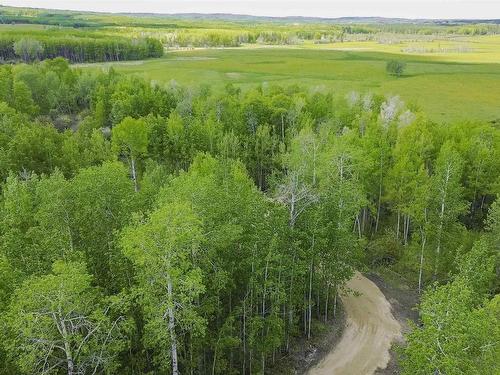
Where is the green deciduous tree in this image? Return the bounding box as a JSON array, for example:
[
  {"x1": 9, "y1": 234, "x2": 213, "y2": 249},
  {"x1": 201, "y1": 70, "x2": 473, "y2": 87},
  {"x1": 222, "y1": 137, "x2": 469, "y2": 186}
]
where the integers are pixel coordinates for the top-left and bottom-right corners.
[
  {"x1": 112, "y1": 116, "x2": 150, "y2": 191},
  {"x1": 12, "y1": 80, "x2": 38, "y2": 116},
  {"x1": 428, "y1": 142, "x2": 467, "y2": 278},
  {"x1": 386, "y1": 60, "x2": 406, "y2": 77},
  {"x1": 3, "y1": 261, "x2": 127, "y2": 375},
  {"x1": 402, "y1": 235, "x2": 499, "y2": 375},
  {"x1": 69, "y1": 162, "x2": 137, "y2": 292},
  {"x1": 121, "y1": 202, "x2": 205, "y2": 375},
  {"x1": 13, "y1": 38, "x2": 44, "y2": 62},
  {"x1": 401, "y1": 280, "x2": 499, "y2": 375}
]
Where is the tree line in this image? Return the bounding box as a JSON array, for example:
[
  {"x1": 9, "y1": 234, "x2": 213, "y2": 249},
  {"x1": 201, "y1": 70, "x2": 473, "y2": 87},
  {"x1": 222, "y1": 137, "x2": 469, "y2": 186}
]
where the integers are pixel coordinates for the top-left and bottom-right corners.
[
  {"x1": 0, "y1": 58, "x2": 498, "y2": 374},
  {"x1": 0, "y1": 31, "x2": 163, "y2": 63}
]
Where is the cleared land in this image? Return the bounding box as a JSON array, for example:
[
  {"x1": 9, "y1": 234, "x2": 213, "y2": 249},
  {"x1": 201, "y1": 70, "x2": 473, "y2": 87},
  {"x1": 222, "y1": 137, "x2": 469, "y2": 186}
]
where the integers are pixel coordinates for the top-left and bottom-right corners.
[
  {"x1": 307, "y1": 272, "x2": 401, "y2": 375},
  {"x1": 79, "y1": 43, "x2": 500, "y2": 123}
]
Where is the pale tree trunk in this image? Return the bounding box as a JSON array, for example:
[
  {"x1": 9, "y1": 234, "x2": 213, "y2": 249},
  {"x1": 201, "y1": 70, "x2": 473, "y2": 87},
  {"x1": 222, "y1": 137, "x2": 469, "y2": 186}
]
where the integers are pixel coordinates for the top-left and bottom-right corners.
[
  {"x1": 356, "y1": 215, "x2": 362, "y2": 239},
  {"x1": 131, "y1": 156, "x2": 138, "y2": 192},
  {"x1": 403, "y1": 215, "x2": 410, "y2": 246},
  {"x1": 418, "y1": 229, "x2": 426, "y2": 294},
  {"x1": 307, "y1": 259, "x2": 313, "y2": 339},
  {"x1": 261, "y1": 259, "x2": 269, "y2": 372},
  {"x1": 361, "y1": 207, "x2": 366, "y2": 234},
  {"x1": 406, "y1": 216, "x2": 410, "y2": 244},
  {"x1": 212, "y1": 342, "x2": 218, "y2": 375},
  {"x1": 303, "y1": 291, "x2": 307, "y2": 336},
  {"x1": 333, "y1": 286, "x2": 338, "y2": 319},
  {"x1": 312, "y1": 141, "x2": 317, "y2": 187},
  {"x1": 434, "y1": 164, "x2": 451, "y2": 278},
  {"x1": 289, "y1": 193, "x2": 296, "y2": 228},
  {"x1": 324, "y1": 283, "x2": 329, "y2": 322},
  {"x1": 307, "y1": 235, "x2": 315, "y2": 339},
  {"x1": 262, "y1": 259, "x2": 269, "y2": 318},
  {"x1": 434, "y1": 216, "x2": 444, "y2": 278},
  {"x1": 60, "y1": 322, "x2": 75, "y2": 375},
  {"x1": 316, "y1": 288, "x2": 320, "y2": 319},
  {"x1": 249, "y1": 349, "x2": 252, "y2": 375},
  {"x1": 167, "y1": 276, "x2": 179, "y2": 375},
  {"x1": 286, "y1": 254, "x2": 295, "y2": 352},
  {"x1": 396, "y1": 210, "x2": 400, "y2": 240},
  {"x1": 281, "y1": 113, "x2": 285, "y2": 142},
  {"x1": 242, "y1": 299, "x2": 246, "y2": 374},
  {"x1": 375, "y1": 157, "x2": 383, "y2": 233}
]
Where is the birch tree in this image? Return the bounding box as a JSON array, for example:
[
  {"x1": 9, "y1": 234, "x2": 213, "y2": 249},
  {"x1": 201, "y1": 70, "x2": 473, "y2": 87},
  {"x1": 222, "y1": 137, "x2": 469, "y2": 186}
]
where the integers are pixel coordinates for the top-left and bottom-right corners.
[
  {"x1": 277, "y1": 124, "x2": 321, "y2": 227},
  {"x1": 3, "y1": 261, "x2": 126, "y2": 375},
  {"x1": 317, "y1": 131, "x2": 365, "y2": 312},
  {"x1": 402, "y1": 237, "x2": 499, "y2": 375},
  {"x1": 429, "y1": 142, "x2": 466, "y2": 279},
  {"x1": 402, "y1": 280, "x2": 499, "y2": 375},
  {"x1": 112, "y1": 116, "x2": 149, "y2": 192},
  {"x1": 70, "y1": 162, "x2": 136, "y2": 292},
  {"x1": 121, "y1": 201, "x2": 206, "y2": 375}
]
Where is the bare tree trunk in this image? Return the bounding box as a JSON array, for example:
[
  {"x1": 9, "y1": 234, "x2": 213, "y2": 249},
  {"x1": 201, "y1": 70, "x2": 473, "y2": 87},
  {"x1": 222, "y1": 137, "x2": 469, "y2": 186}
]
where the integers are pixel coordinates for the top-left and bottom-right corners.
[
  {"x1": 307, "y1": 260, "x2": 313, "y2": 339},
  {"x1": 167, "y1": 276, "x2": 179, "y2": 375},
  {"x1": 404, "y1": 215, "x2": 410, "y2": 246},
  {"x1": 242, "y1": 299, "x2": 246, "y2": 374},
  {"x1": 418, "y1": 229, "x2": 426, "y2": 294},
  {"x1": 281, "y1": 114, "x2": 285, "y2": 142},
  {"x1": 261, "y1": 259, "x2": 269, "y2": 373},
  {"x1": 324, "y1": 284, "x2": 329, "y2": 322},
  {"x1": 60, "y1": 323, "x2": 75, "y2": 375},
  {"x1": 403, "y1": 215, "x2": 406, "y2": 245},
  {"x1": 333, "y1": 286, "x2": 338, "y2": 319},
  {"x1": 396, "y1": 209, "x2": 400, "y2": 240},
  {"x1": 286, "y1": 254, "x2": 295, "y2": 352},
  {"x1": 263, "y1": 260, "x2": 269, "y2": 317},
  {"x1": 375, "y1": 156, "x2": 383, "y2": 233},
  {"x1": 249, "y1": 349, "x2": 252, "y2": 375},
  {"x1": 434, "y1": 203, "x2": 445, "y2": 278},
  {"x1": 362, "y1": 207, "x2": 366, "y2": 234},
  {"x1": 212, "y1": 343, "x2": 217, "y2": 375},
  {"x1": 303, "y1": 291, "x2": 307, "y2": 336},
  {"x1": 434, "y1": 165, "x2": 451, "y2": 278},
  {"x1": 316, "y1": 288, "x2": 320, "y2": 319},
  {"x1": 190, "y1": 336, "x2": 194, "y2": 375},
  {"x1": 356, "y1": 215, "x2": 362, "y2": 239},
  {"x1": 131, "y1": 156, "x2": 138, "y2": 192}
]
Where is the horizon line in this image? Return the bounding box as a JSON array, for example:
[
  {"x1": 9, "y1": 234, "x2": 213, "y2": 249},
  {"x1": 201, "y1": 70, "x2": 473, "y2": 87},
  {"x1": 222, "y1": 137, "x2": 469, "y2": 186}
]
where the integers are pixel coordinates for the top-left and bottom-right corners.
[{"x1": 1, "y1": 4, "x2": 499, "y2": 22}]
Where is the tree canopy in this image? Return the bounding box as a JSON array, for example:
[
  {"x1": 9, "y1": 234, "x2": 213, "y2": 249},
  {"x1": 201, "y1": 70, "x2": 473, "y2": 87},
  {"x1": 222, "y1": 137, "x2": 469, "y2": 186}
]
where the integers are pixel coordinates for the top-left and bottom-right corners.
[{"x1": 0, "y1": 58, "x2": 498, "y2": 374}]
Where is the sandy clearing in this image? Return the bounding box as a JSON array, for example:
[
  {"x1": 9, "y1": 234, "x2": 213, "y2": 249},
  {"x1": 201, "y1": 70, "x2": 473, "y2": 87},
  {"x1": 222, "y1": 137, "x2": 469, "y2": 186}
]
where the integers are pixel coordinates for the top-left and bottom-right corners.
[{"x1": 307, "y1": 272, "x2": 401, "y2": 375}]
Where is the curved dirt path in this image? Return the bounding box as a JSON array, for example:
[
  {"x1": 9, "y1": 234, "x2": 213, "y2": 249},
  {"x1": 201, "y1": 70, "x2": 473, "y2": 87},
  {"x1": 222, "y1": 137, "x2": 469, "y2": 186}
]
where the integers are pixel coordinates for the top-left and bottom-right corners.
[{"x1": 308, "y1": 272, "x2": 401, "y2": 375}]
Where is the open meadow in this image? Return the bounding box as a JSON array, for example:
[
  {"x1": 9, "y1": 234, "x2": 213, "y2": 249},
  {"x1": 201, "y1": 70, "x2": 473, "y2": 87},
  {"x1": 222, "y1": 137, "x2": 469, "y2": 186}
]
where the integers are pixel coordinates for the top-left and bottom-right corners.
[{"x1": 79, "y1": 38, "x2": 500, "y2": 123}]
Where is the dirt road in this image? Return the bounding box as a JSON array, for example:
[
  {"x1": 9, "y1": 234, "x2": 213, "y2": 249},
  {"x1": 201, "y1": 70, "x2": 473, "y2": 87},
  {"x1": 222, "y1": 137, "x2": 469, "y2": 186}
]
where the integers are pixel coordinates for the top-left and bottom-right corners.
[{"x1": 307, "y1": 272, "x2": 401, "y2": 375}]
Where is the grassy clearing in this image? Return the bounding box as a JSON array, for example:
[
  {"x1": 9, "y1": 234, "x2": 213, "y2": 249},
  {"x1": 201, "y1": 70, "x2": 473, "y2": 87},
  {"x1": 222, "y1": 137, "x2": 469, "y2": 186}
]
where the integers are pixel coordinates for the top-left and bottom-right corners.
[
  {"x1": 80, "y1": 46, "x2": 500, "y2": 123},
  {"x1": 302, "y1": 35, "x2": 500, "y2": 63}
]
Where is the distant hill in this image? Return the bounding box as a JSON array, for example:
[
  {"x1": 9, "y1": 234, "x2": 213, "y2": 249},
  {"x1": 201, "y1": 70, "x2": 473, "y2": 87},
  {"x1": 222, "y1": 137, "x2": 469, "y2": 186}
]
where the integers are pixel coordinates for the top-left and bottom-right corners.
[
  {"x1": 123, "y1": 13, "x2": 500, "y2": 25},
  {"x1": 0, "y1": 5, "x2": 499, "y2": 26}
]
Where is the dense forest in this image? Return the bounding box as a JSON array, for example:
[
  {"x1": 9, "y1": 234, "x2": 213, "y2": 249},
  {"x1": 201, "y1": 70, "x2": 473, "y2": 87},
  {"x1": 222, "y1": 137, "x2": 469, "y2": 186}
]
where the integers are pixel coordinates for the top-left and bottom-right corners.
[
  {"x1": 0, "y1": 58, "x2": 498, "y2": 374},
  {"x1": 0, "y1": 29, "x2": 163, "y2": 63}
]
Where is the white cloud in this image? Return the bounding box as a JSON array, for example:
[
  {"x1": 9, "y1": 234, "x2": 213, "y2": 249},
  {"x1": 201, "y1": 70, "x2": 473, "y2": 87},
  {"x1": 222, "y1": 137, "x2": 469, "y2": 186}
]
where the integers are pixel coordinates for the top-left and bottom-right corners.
[{"x1": 2, "y1": 0, "x2": 499, "y2": 19}]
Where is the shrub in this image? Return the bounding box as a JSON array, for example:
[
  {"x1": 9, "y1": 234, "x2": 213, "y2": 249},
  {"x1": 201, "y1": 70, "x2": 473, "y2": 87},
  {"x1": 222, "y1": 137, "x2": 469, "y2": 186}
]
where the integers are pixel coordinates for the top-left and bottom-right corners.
[{"x1": 386, "y1": 60, "x2": 406, "y2": 77}]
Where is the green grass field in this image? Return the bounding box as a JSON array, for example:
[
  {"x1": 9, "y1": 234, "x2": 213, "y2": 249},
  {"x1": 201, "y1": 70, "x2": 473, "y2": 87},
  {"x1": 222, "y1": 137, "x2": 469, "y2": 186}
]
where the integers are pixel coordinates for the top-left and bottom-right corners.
[{"x1": 79, "y1": 43, "x2": 500, "y2": 123}]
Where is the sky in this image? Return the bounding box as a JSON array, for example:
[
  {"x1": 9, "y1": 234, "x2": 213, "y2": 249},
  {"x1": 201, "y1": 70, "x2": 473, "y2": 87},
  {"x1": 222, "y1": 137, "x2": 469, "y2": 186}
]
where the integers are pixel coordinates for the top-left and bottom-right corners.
[{"x1": 1, "y1": 0, "x2": 500, "y2": 19}]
